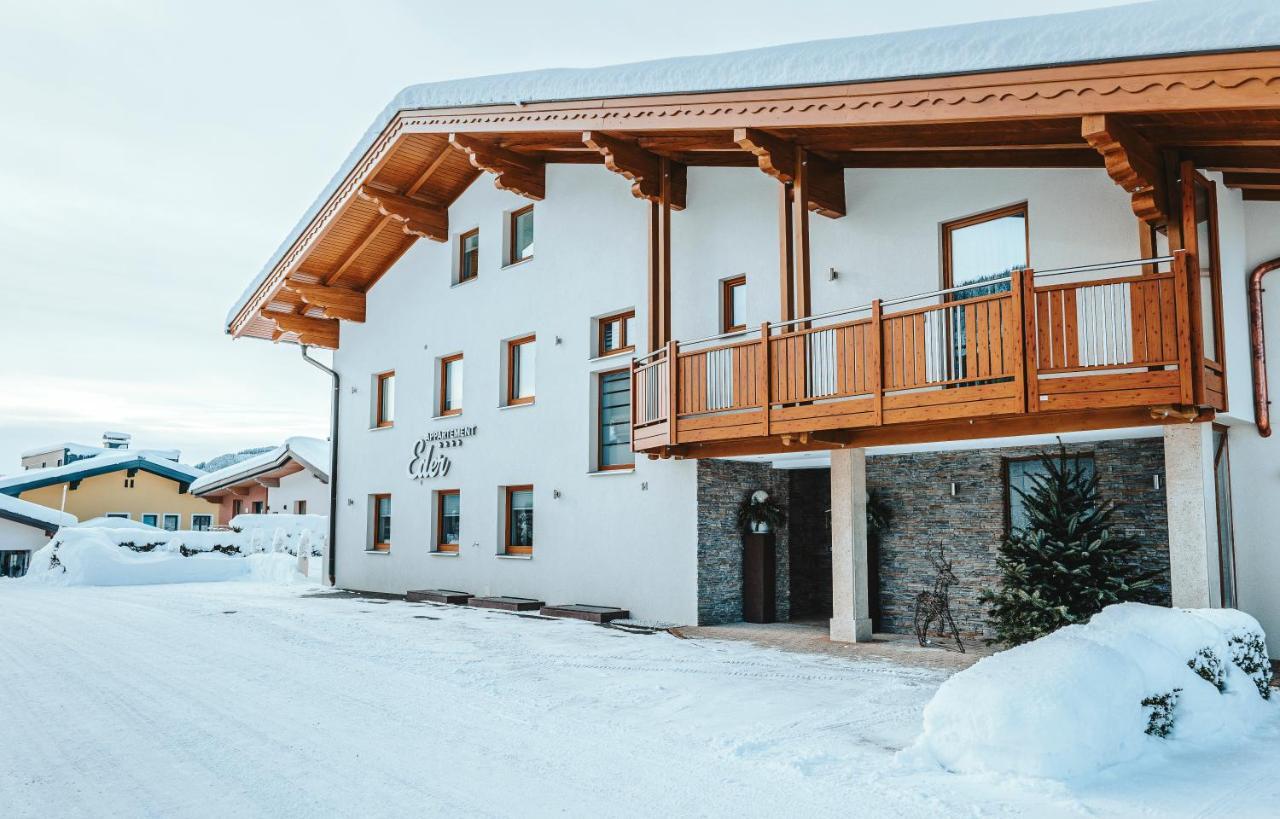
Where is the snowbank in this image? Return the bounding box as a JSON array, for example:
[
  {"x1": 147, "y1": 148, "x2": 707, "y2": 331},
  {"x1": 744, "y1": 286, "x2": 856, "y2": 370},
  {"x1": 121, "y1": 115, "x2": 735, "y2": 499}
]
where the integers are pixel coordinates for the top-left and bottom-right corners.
[
  {"x1": 21, "y1": 515, "x2": 325, "y2": 587},
  {"x1": 911, "y1": 603, "x2": 1275, "y2": 779}
]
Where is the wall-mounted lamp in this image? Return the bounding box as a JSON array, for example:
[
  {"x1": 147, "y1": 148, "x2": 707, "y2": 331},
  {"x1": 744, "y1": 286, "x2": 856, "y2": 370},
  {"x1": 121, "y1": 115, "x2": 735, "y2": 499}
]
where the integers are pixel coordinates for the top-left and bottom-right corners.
[
  {"x1": 553, "y1": 489, "x2": 562, "y2": 499},
  {"x1": 347, "y1": 498, "x2": 354, "y2": 506},
  {"x1": 641, "y1": 481, "x2": 649, "y2": 491},
  {"x1": 555, "y1": 336, "x2": 563, "y2": 345},
  {"x1": 1153, "y1": 474, "x2": 1162, "y2": 491},
  {"x1": 949, "y1": 482, "x2": 959, "y2": 497},
  {"x1": 350, "y1": 386, "x2": 358, "y2": 394},
  {"x1": 829, "y1": 267, "x2": 839, "y2": 281}
]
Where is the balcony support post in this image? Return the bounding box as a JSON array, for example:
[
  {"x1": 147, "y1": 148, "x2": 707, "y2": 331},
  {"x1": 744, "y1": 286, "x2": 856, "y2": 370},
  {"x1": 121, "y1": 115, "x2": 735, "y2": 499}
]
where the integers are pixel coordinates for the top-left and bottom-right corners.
[
  {"x1": 1173, "y1": 249, "x2": 1197, "y2": 405},
  {"x1": 778, "y1": 182, "x2": 795, "y2": 323},
  {"x1": 792, "y1": 146, "x2": 812, "y2": 328},
  {"x1": 869, "y1": 300, "x2": 883, "y2": 426},
  {"x1": 757, "y1": 322, "x2": 771, "y2": 437},
  {"x1": 1020, "y1": 267, "x2": 1040, "y2": 411},
  {"x1": 647, "y1": 158, "x2": 675, "y2": 352},
  {"x1": 830, "y1": 447, "x2": 873, "y2": 643},
  {"x1": 1010, "y1": 269, "x2": 1030, "y2": 413},
  {"x1": 666, "y1": 339, "x2": 679, "y2": 447},
  {"x1": 1163, "y1": 422, "x2": 1221, "y2": 608}
]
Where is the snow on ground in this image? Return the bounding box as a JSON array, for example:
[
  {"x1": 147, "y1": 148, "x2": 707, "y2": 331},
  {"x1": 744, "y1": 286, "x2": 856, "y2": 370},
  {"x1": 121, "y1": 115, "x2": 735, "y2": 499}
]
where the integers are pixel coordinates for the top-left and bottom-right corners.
[{"x1": 3, "y1": 583, "x2": 1280, "y2": 818}]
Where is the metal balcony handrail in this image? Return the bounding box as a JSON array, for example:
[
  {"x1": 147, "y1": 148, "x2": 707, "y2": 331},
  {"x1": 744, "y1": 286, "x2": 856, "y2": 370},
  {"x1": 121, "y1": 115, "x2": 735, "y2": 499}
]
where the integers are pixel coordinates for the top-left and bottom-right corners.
[{"x1": 632, "y1": 255, "x2": 1178, "y2": 364}]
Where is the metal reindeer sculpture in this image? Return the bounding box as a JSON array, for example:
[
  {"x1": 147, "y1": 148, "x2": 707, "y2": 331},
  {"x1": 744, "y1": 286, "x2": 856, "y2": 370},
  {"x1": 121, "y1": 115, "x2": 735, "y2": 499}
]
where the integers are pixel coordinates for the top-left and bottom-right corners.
[{"x1": 913, "y1": 544, "x2": 965, "y2": 653}]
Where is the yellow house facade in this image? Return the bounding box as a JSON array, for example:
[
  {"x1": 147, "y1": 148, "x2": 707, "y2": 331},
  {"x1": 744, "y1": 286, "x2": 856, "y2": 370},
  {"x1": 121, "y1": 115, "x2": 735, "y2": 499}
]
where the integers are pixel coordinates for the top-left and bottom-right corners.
[{"x1": 0, "y1": 454, "x2": 218, "y2": 530}]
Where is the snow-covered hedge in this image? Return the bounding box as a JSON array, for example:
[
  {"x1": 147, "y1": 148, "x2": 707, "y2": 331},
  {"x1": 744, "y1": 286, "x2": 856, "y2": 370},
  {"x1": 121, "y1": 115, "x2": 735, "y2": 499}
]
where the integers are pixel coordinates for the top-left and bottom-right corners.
[{"x1": 911, "y1": 603, "x2": 1275, "y2": 778}]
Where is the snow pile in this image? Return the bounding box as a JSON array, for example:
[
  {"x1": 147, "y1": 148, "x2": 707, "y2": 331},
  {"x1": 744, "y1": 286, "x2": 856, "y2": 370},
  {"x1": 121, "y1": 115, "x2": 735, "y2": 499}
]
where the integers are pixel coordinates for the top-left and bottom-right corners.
[
  {"x1": 912, "y1": 603, "x2": 1275, "y2": 779},
  {"x1": 20, "y1": 517, "x2": 324, "y2": 587}
]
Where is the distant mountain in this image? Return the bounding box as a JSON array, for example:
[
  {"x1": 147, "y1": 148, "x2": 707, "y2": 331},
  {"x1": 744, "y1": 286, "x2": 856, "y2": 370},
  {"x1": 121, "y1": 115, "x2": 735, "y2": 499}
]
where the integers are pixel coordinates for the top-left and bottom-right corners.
[{"x1": 194, "y1": 446, "x2": 274, "y2": 473}]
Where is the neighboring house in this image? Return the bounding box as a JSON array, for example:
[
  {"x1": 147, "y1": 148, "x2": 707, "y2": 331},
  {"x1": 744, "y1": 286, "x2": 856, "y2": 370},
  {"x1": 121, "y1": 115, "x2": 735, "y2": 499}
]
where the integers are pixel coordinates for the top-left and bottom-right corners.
[
  {"x1": 21, "y1": 432, "x2": 181, "y2": 471},
  {"x1": 223, "y1": 3, "x2": 1280, "y2": 647},
  {"x1": 0, "y1": 454, "x2": 216, "y2": 532},
  {"x1": 0, "y1": 494, "x2": 76, "y2": 578},
  {"x1": 190, "y1": 437, "x2": 330, "y2": 524}
]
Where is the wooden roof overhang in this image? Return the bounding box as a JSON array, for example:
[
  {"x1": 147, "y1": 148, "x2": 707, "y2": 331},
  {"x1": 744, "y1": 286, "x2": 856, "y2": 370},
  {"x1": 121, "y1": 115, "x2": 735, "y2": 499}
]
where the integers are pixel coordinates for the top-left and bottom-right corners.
[
  {"x1": 231, "y1": 49, "x2": 1280, "y2": 348},
  {"x1": 193, "y1": 460, "x2": 307, "y2": 501}
]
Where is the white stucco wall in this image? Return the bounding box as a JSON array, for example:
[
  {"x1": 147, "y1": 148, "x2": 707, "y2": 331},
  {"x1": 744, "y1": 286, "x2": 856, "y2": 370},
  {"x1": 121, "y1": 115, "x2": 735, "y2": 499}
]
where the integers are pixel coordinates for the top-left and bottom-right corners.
[
  {"x1": 0, "y1": 517, "x2": 54, "y2": 553},
  {"x1": 268, "y1": 469, "x2": 330, "y2": 517},
  {"x1": 329, "y1": 161, "x2": 1229, "y2": 626}
]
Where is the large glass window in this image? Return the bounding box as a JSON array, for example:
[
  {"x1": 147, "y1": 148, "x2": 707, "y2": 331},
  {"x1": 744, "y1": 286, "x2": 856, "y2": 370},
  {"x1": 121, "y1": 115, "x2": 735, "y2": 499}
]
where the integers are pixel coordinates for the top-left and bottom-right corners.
[
  {"x1": 1213, "y1": 426, "x2": 1237, "y2": 608},
  {"x1": 598, "y1": 369, "x2": 633, "y2": 470},
  {"x1": 509, "y1": 205, "x2": 534, "y2": 263},
  {"x1": 437, "y1": 490, "x2": 460, "y2": 553},
  {"x1": 440, "y1": 354, "x2": 463, "y2": 416},
  {"x1": 1006, "y1": 454, "x2": 1095, "y2": 533},
  {"x1": 721, "y1": 276, "x2": 746, "y2": 333},
  {"x1": 372, "y1": 494, "x2": 392, "y2": 552},
  {"x1": 507, "y1": 336, "x2": 535, "y2": 405},
  {"x1": 375, "y1": 370, "x2": 395, "y2": 428},
  {"x1": 505, "y1": 486, "x2": 534, "y2": 555},
  {"x1": 942, "y1": 203, "x2": 1027, "y2": 297},
  {"x1": 459, "y1": 229, "x2": 479, "y2": 282}
]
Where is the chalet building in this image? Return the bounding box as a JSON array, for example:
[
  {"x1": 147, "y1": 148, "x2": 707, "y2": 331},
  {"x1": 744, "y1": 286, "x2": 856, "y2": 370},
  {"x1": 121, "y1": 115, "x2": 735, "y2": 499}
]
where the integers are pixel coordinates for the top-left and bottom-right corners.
[
  {"x1": 225, "y1": 2, "x2": 1280, "y2": 646},
  {"x1": 20, "y1": 432, "x2": 180, "y2": 471},
  {"x1": 0, "y1": 495, "x2": 75, "y2": 578},
  {"x1": 190, "y1": 437, "x2": 331, "y2": 524},
  {"x1": 0, "y1": 453, "x2": 216, "y2": 533}
]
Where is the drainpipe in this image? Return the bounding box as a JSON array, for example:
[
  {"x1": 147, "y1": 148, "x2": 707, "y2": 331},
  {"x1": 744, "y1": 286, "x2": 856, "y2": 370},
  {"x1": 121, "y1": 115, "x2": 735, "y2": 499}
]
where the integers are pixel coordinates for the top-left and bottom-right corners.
[
  {"x1": 301, "y1": 345, "x2": 340, "y2": 586},
  {"x1": 1248, "y1": 258, "x2": 1280, "y2": 437}
]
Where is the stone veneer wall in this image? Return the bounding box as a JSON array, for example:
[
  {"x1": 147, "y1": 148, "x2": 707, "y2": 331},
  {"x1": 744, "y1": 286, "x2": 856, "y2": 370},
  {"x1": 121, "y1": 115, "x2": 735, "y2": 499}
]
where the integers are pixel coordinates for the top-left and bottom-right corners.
[
  {"x1": 866, "y1": 437, "x2": 1172, "y2": 636},
  {"x1": 696, "y1": 460, "x2": 791, "y2": 625}
]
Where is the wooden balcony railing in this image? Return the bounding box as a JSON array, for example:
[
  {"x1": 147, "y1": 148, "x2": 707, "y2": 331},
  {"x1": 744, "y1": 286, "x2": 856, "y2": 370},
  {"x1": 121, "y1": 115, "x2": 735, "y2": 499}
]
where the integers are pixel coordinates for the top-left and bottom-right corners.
[{"x1": 632, "y1": 250, "x2": 1222, "y2": 456}]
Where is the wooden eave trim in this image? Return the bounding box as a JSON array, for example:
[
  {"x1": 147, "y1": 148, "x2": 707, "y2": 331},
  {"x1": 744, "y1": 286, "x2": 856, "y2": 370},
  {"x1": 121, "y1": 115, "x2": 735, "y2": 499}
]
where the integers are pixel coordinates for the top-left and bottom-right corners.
[{"x1": 227, "y1": 49, "x2": 1280, "y2": 340}]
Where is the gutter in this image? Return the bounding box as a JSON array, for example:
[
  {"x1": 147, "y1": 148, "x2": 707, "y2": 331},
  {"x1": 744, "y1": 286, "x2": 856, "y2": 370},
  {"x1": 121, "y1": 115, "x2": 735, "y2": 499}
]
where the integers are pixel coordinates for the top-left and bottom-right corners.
[
  {"x1": 301, "y1": 345, "x2": 340, "y2": 586},
  {"x1": 1248, "y1": 257, "x2": 1280, "y2": 437}
]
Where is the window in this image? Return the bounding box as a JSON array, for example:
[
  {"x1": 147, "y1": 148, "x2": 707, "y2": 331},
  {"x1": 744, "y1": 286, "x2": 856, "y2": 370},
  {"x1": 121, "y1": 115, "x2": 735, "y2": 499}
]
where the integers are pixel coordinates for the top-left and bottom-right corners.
[
  {"x1": 458, "y1": 228, "x2": 479, "y2": 282},
  {"x1": 252, "y1": 501, "x2": 264, "y2": 514},
  {"x1": 440, "y1": 354, "x2": 464, "y2": 416},
  {"x1": 506, "y1": 335, "x2": 536, "y2": 405},
  {"x1": 598, "y1": 310, "x2": 635, "y2": 357},
  {"x1": 371, "y1": 494, "x2": 392, "y2": 552},
  {"x1": 942, "y1": 203, "x2": 1027, "y2": 296},
  {"x1": 0, "y1": 551, "x2": 30, "y2": 578},
  {"x1": 1183, "y1": 164, "x2": 1224, "y2": 364},
  {"x1": 721, "y1": 276, "x2": 746, "y2": 333},
  {"x1": 375, "y1": 370, "x2": 395, "y2": 428},
  {"x1": 505, "y1": 486, "x2": 534, "y2": 555},
  {"x1": 509, "y1": 205, "x2": 534, "y2": 263},
  {"x1": 192, "y1": 514, "x2": 212, "y2": 532},
  {"x1": 1005, "y1": 454, "x2": 1095, "y2": 533},
  {"x1": 162, "y1": 514, "x2": 180, "y2": 531},
  {"x1": 437, "y1": 490, "x2": 461, "y2": 553},
  {"x1": 294, "y1": 500, "x2": 308, "y2": 515},
  {"x1": 106, "y1": 513, "x2": 129, "y2": 519},
  {"x1": 1213, "y1": 426, "x2": 1237, "y2": 608},
  {"x1": 141, "y1": 513, "x2": 159, "y2": 528},
  {"x1": 598, "y1": 369, "x2": 633, "y2": 470},
  {"x1": 232, "y1": 499, "x2": 243, "y2": 518},
  {"x1": 123, "y1": 477, "x2": 135, "y2": 488}
]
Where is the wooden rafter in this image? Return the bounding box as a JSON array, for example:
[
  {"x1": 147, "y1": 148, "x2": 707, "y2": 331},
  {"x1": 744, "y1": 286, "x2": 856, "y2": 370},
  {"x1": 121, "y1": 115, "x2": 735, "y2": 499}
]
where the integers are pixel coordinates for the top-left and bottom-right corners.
[
  {"x1": 581, "y1": 131, "x2": 687, "y2": 210},
  {"x1": 1081, "y1": 114, "x2": 1168, "y2": 226},
  {"x1": 260, "y1": 310, "x2": 340, "y2": 349},
  {"x1": 356, "y1": 185, "x2": 448, "y2": 241},
  {"x1": 1223, "y1": 172, "x2": 1280, "y2": 189},
  {"x1": 406, "y1": 144, "x2": 454, "y2": 196},
  {"x1": 285, "y1": 281, "x2": 366, "y2": 323},
  {"x1": 1185, "y1": 146, "x2": 1280, "y2": 172},
  {"x1": 734, "y1": 128, "x2": 845, "y2": 218},
  {"x1": 448, "y1": 134, "x2": 545, "y2": 200}
]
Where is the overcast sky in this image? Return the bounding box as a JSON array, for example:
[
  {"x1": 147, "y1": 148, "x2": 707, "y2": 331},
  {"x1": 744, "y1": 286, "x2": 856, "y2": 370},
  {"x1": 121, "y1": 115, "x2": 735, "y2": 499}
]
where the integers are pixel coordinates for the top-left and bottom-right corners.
[{"x1": 0, "y1": 0, "x2": 1133, "y2": 470}]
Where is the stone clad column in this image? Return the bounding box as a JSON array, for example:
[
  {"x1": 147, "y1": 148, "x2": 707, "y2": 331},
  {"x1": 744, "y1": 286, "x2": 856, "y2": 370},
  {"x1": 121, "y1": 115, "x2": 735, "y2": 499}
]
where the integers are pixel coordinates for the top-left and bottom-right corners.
[
  {"x1": 830, "y1": 448, "x2": 873, "y2": 641},
  {"x1": 1163, "y1": 422, "x2": 1220, "y2": 608}
]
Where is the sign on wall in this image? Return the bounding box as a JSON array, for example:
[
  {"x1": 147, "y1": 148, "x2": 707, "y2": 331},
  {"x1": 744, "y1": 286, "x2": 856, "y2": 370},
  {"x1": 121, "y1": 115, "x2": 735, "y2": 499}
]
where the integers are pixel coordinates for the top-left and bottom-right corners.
[{"x1": 408, "y1": 426, "x2": 477, "y2": 483}]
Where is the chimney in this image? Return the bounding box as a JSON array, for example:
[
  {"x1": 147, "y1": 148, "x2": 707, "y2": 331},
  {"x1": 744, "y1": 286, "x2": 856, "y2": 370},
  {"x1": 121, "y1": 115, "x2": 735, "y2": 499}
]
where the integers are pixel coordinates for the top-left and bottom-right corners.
[{"x1": 102, "y1": 431, "x2": 131, "y2": 450}]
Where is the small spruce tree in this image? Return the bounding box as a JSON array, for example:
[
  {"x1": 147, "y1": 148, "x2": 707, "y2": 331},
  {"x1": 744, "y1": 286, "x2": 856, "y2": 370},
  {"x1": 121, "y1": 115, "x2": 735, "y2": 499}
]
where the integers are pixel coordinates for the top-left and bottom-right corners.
[{"x1": 982, "y1": 444, "x2": 1157, "y2": 646}]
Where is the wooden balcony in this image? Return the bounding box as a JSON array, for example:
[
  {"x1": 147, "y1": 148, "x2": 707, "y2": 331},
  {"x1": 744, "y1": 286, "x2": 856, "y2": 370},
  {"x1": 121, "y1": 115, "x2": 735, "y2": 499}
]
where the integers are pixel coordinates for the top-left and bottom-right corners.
[{"x1": 632, "y1": 251, "x2": 1225, "y2": 458}]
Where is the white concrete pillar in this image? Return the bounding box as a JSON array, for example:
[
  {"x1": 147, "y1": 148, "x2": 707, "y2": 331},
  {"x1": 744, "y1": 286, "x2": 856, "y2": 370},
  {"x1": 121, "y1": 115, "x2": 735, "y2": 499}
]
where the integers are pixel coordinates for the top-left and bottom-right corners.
[
  {"x1": 1163, "y1": 422, "x2": 1220, "y2": 608},
  {"x1": 830, "y1": 447, "x2": 873, "y2": 642}
]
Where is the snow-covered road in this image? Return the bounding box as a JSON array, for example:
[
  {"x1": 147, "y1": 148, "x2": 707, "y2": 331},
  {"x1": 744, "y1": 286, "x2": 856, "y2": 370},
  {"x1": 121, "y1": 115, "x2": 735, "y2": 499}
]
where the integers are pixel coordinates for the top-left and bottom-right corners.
[{"x1": 2, "y1": 582, "x2": 1277, "y2": 818}]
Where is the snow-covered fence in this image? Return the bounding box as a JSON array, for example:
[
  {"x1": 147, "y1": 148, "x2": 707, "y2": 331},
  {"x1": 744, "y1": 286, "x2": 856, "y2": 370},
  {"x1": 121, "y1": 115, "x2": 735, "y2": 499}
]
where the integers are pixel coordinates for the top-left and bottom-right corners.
[{"x1": 911, "y1": 603, "x2": 1274, "y2": 779}]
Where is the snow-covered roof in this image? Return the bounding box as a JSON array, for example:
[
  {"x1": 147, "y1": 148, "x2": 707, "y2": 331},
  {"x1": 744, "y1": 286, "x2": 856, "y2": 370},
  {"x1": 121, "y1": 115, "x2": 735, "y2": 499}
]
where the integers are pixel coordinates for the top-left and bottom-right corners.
[
  {"x1": 229, "y1": 0, "x2": 1280, "y2": 327},
  {"x1": 0, "y1": 453, "x2": 205, "y2": 495},
  {"x1": 20, "y1": 441, "x2": 181, "y2": 462},
  {"x1": 189, "y1": 437, "x2": 330, "y2": 495},
  {"x1": 0, "y1": 493, "x2": 76, "y2": 531},
  {"x1": 74, "y1": 516, "x2": 163, "y2": 531}
]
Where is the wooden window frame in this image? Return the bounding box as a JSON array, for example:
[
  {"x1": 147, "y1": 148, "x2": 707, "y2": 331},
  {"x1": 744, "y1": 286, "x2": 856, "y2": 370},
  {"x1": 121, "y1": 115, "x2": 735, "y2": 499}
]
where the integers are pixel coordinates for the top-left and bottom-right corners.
[
  {"x1": 375, "y1": 370, "x2": 395, "y2": 428},
  {"x1": 597, "y1": 310, "x2": 635, "y2": 358},
  {"x1": 508, "y1": 204, "x2": 534, "y2": 265},
  {"x1": 458, "y1": 228, "x2": 480, "y2": 282},
  {"x1": 504, "y1": 484, "x2": 534, "y2": 556},
  {"x1": 941, "y1": 202, "x2": 1029, "y2": 293},
  {"x1": 506, "y1": 335, "x2": 536, "y2": 406},
  {"x1": 1182, "y1": 164, "x2": 1226, "y2": 369},
  {"x1": 1001, "y1": 452, "x2": 1095, "y2": 535},
  {"x1": 721, "y1": 275, "x2": 746, "y2": 334},
  {"x1": 439, "y1": 354, "x2": 463, "y2": 417},
  {"x1": 436, "y1": 489, "x2": 461, "y2": 553},
  {"x1": 597, "y1": 367, "x2": 634, "y2": 471},
  {"x1": 371, "y1": 493, "x2": 392, "y2": 552}
]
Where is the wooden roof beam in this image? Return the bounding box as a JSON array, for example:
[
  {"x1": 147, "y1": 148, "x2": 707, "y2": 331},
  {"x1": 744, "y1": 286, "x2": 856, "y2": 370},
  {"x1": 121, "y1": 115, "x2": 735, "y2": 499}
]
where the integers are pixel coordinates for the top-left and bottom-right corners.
[
  {"x1": 1081, "y1": 114, "x2": 1168, "y2": 226},
  {"x1": 356, "y1": 185, "x2": 448, "y2": 241},
  {"x1": 448, "y1": 134, "x2": 545, "y2": 200},
  {"x1": 734, "y1": 128, "x2": 845, "y2": 219},
  {"x1": 1185, "y1": 147, "x2": 1280, "y2": 173},
  {"x1": 260, "y1": 310, "x2": 340, "y2": 349},
  {"x1": 285, "y1": 281, "x2": 366, "y2": 323},
  {"x1": 581, "y1": 131, "x2": 686, "y2": 210}
]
